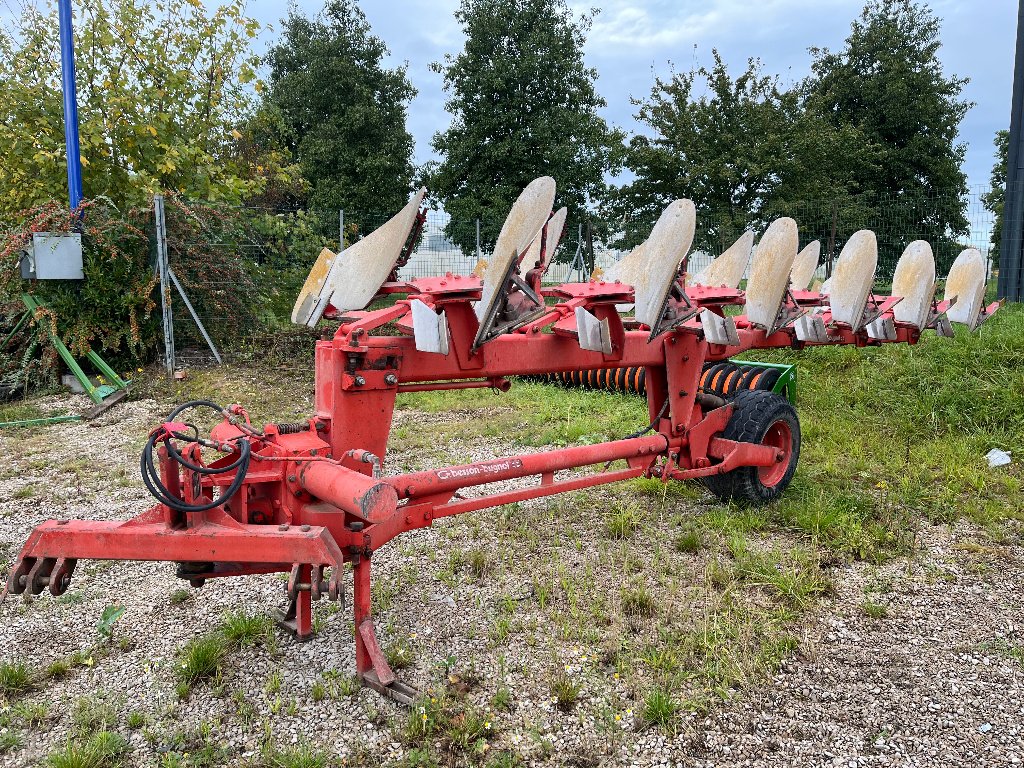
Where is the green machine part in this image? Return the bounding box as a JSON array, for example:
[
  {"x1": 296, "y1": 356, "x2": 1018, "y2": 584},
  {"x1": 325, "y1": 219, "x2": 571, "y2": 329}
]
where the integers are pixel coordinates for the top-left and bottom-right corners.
[
  {"x1": 0, "y1": 294, "x2": 131, "y2": 428},
  {"x1": 730, "y1": 360, "x2": 797, "y2": 405}
]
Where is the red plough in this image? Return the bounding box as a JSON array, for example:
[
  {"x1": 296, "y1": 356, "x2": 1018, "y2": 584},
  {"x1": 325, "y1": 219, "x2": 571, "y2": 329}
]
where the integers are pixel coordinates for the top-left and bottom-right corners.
[{"x1": 4, "y1": 177, "x2": 999, "y2": 704}]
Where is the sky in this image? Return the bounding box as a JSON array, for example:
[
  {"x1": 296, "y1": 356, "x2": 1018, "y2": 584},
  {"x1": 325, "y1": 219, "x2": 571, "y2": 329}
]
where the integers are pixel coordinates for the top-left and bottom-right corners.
[{"x1": 245, "y1": 0, "x2": 1018, "y2": 193}]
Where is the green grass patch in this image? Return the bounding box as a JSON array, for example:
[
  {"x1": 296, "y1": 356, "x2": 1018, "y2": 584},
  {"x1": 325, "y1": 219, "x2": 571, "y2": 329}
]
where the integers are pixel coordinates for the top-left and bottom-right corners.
[
  {"x1": 0, "y1": 661, "x2": 33, "y2": 696},
  {"x1": 175, "y1": 634, "x2": 228, "y2": 687},
  {"x1": 44, "y1": 731, "x2": 128, "y2": 768}
]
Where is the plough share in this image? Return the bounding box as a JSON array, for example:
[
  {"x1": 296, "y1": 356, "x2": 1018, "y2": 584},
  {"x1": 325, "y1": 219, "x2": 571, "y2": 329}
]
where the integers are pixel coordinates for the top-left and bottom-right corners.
[{"x1": 4, "y1": 177, "x2": 1000, "y2": 704}]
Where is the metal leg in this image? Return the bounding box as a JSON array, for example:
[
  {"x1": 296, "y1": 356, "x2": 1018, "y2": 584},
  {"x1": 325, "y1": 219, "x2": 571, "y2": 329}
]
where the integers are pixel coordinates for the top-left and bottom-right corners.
[
  {"x1": 353, "y1": 555, "x2": 417, "y2": 705},
  {"x1": 276, "y1": 564, "x2": 314, "y2": 641}
]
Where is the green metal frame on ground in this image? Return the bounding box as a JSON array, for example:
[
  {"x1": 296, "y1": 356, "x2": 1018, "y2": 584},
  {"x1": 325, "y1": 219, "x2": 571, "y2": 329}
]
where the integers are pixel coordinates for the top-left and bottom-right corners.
[{"x1": 0, "y1": 294, "x2": 131, "y2": 427}]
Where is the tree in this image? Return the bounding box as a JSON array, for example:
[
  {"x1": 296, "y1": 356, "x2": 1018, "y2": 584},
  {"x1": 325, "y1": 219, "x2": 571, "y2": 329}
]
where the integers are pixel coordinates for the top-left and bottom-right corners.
[
  {"x1": 429, "y1": 0, "x2": 623, "y2": 255},
  {"x1": 0, "y1": 0, "x2": 263, "y2": 219},
  {"x1": 607, "y1": 52, "x2": 876, "y2": 252},
  {"x1": 982, "y1": 130, "x2": 1009, "y2": 258},
  {"x1": 806, "y1": 0, "x2": 972, "y2": 273},
  {"x1": 263, "y1": 0, "x2": 417, "y2": 216}
]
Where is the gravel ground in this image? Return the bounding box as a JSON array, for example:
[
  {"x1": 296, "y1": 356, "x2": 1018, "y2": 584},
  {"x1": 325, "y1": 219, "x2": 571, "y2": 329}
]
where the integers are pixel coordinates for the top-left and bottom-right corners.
[{"x1": 0, "y1": 394, "x2": 1021, "y2": 767}]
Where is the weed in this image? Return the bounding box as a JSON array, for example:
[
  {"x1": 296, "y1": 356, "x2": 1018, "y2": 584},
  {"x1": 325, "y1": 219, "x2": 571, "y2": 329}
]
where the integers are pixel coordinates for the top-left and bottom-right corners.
[
  {"x1": 486, "y1": 751, "x2": 524, "y2": 768},
  {"x1": 169, "y1": 589, "x2": 191, "y2": 605},
  {"x1": 621, "y1": 586, "x2": 658, "y2": 618},
  {"x1": 44, "y1": 731, "x2": 129, "y2": 768},
  {"x1": 221, "y1": 610, "x2": 273, "y2": 647},
  {"x1": 384, "y1": 638, "x2": 415, "y2": 671},
  {"x1": 468, "y1": 548, "x2": 490, "y2": 578},
  {"x1": 861, "y1": 601, "x2": 889, "y2": 619},
  {"x1": 642, "y1": 688, "x2": 678, "y2": 730},
  {"x1": 401, "y1": 697, "x2": 449, "y2": 746},
  {"x1": 605, "y1": 504, "x2": 641, "y2": 540},
  {"x1": 175, "y1": 634, "x2": 228, "y2": 686},
  {"x1": 674, "y1": 528, "x2": 703, "y2": 554},
  {"x1": 532, "y1": 578, "x2": 552, "y2": 609},
  {"x1": 72, "y1": 696, "x2": 116, "y2": 735},
  {"x1": 0, "y1": 661, "x2": 33, "y2": 696},
  {"x1": 549, "y1": 670, "x2": 581, "y2": 711},
  {"x1": 444, "y1": 705, "x2": 492, "y2": 753},
  {"x1": 13, "y1": 699, "x2": 48, "y2": 725},
  {"x1": 126, "y1": 711, "x2": 146, "y2": 729},
  {"x1": 0, "y1": 731, "x2": 23, "y2": 753},
  {"x1": 265, "y1": 671, "x2": 282, "y2": 695},
  {"x1": 311, "y1": 681, "x2": 326, "y2": 702},
  {"x1": 155, "y1": 726, "x2": 230, "y2": 768},
  {"x1": 96, "y1": 605, "x2": 126, "y2": 643},
  {"x1": 491, "y1": 684, "x2": 513, "y2": 712},
  {"x1": 398, "y1": 748, "x2": 439, "y2": 768},
  {"x1": 490, "y1": 617, "x2": 512, "y2": 645}
]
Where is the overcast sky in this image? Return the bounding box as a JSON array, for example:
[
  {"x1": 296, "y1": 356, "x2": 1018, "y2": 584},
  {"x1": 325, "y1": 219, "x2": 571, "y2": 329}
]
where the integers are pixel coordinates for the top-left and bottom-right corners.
[{"x1": 245, "y1": 0, "x2": 1016, "y2": 193}]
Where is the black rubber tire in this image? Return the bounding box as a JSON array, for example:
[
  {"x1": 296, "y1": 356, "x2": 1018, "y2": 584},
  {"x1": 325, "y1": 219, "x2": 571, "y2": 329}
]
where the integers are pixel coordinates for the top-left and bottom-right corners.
[{"x1": 702, "y1": 390, "x2": 800, "y2": 506}]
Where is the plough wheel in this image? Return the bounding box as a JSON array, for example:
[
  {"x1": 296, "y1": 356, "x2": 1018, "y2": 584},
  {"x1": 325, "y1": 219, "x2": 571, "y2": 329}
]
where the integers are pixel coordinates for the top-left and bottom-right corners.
[{"x1": 703, "y1": 390, "x2": 800, "y2": 505}]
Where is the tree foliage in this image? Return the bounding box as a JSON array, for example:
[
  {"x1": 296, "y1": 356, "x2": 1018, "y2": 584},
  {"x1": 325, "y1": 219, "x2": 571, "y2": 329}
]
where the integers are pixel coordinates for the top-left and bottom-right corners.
[
  {"x1": 0, "y1": 0, "x2": 263, "y2": 220},
  {"x1": 429, "y1": 0, "x2": 624, "y2": 255},
  {"x1": 263, "y1": 0, "x2": 417, "y2": 216},
  {"x1": 983, "y1": 130, "x2": 1009, "y2": 257},
  {"x1": 606, "y1": 52, "x2": 876, "y2": 252},
  {"x1": 806, "y1": 0, "x2": 972, "y2": 271}
]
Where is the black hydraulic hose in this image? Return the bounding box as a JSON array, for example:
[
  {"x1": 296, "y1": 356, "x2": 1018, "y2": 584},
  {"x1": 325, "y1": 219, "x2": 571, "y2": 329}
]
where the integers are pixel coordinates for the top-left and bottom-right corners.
[
  {"x1": 141, "y1": 432, "x2": 251, "y2": 512},
  {"x1": 164, "y1": 433, "x2": 248, "y2": 475},
  {"x1": 141, "y1": 399, "x2": 253, "y2": 513},
  {"x1": 167, "y1": 399, "x2": 227, "y2": 421}
]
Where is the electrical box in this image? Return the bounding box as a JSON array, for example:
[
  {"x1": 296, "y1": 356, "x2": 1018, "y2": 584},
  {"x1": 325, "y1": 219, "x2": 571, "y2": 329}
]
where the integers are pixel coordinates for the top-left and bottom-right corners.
[{"x1": 20, "y1": 233, "x2": 84, "y2": 280}]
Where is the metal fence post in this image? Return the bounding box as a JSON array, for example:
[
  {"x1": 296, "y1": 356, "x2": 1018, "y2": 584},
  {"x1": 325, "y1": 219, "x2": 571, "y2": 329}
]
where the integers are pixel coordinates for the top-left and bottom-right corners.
[
  {"x1": 475, "y1": 219, "x2": 481, "y2": 261},
  {"x1": 153, "y1": 195, "x2": 175, "y2": 376},
  {"x1": 825, "y1": 201, "x2": 838, "y2": 280}
]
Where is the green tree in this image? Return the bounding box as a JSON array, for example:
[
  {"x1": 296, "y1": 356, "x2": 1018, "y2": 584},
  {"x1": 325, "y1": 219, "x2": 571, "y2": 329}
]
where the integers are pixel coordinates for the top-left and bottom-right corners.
[
  {"x1": 429, "y1": 0, "x2": 623, "y2": 255},
  {"x1": 982, "y1": 130, "x2": 1009, "y2": 258},
  {"x1": 607, "y1": 52, "x2": 875, "y2": 252},
  {"x1": 263, "y1": 0, "x2": 417, "y2": 216},
  {"x1": 0, "y1": 0, "x2": 263, "y2": 219},
  {"x1": 806, "y1": 0, "x2": 972, "y2": 273}
]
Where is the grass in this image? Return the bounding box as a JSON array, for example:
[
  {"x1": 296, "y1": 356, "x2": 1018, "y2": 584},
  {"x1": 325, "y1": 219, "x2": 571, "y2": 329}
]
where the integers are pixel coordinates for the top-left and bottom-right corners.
[
  {"x1": 220, "y1": 610, "x2": 274, "y2": 647},
  {"x1": 44, "y1": 732, "x2": 128, "y2": 768},
  {"x1": 13, "y1": 699, "x2": 48, "y2": 725},
  {"x1": 175, "y1": 634, "x2": 228, "y2": 687},
  {"x1": 641, "y1": 689, "x2": 678, "y2": 730},
  {"x1": 549, "y1": 670, "x2": 581, "y2": 711},
  {"x1": 674, "y1": 528, "x2": 704, "y2": 554},
  {"x1": 258, "y1": 744, "x2": 331, "y2": 768},
  {"x1": 72, "y1": 696, "x2": 116, "y2": 736},
  {"x1": 0, "y1": 661, "x2": 33, "y2": 696},
  {"x1": 0, "y1": 731, "x2": 23, "y2": 753},
  {"x1": 861, "y1": 600, "x2": 889, "y2": 619},
  {"x1": 621, "y1": 585, "x2": 658, "y2": 618},
  {"x1": 605, "y1": 503, "x2": 642, "y2": 540}
]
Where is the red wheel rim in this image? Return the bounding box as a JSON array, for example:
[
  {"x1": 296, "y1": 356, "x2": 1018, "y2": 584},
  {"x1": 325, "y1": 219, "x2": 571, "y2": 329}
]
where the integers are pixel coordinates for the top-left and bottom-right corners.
[{"x1": 758, "y1": 419, "x2": 793, "y2": 488}]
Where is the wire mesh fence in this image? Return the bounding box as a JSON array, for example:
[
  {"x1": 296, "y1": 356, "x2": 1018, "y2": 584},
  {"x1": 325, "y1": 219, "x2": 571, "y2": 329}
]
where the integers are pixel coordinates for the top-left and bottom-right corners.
[{"x1": 151, "y1": 186, "x2": 1009, "y2": 366}]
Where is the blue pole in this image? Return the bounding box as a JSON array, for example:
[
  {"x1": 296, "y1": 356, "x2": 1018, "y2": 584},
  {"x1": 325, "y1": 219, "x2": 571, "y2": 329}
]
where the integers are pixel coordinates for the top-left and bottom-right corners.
[{"x1": 58, "y1": 0, "x2": 83, "y2": 210}]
